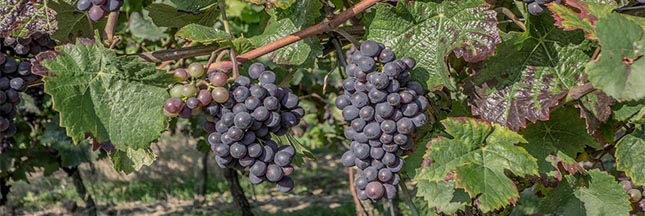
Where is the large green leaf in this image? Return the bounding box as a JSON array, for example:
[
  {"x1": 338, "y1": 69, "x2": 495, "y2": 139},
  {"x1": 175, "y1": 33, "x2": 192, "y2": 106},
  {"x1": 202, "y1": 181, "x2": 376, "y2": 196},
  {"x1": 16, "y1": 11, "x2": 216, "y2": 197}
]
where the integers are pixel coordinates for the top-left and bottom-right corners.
[
  {"x1": 416, "y1": 180, "x2": 469, "y2": 214},
  {"x1": 615, "y1": 125, "x2": 645, "y2": 186},
  {"x1": 520, "y1": 107, "x2": 596, "y2": 175},
  {"x1": 251, "y1": 0, "x2": 323, "y2": 65},
  {"x1": 0, "y1": 0, "x2": 57, "y2": 38},
  {"x1": 467, "y1": 14, "x2": 591, "y2": 131},
  {"x1": 41, "y1": 39, "x2": 174, "y2": 153},
  {"x1": 417, "y1": 117, "x2": 538, "y2": 212},
  {"x1": 613, "y1": 100, "x2": 645, "y2": 123},
  {"x1": 365, "y1": 0, "x2": 501, "y2": 90},
  {"x1": 129, "y1": 11, "x2": 167, "y2": 41},
  {"x1": 538, "y1": 170, "x2": 631, "y2": 216},
  {"x1": 586, "y1": 13, "x2": 645, "y2": 101},
  {"x1": 146, "y1": 3, "x2": 219, "y2": 28}
]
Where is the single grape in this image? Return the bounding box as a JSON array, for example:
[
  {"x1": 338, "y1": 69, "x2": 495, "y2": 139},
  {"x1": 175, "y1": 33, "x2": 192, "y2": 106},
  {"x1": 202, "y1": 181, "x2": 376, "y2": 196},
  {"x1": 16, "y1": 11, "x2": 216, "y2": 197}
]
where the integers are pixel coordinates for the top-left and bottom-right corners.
[
  {"x1": 181, "y1": 84, "x2": 198, "y2": 97},
  {"x1": 375, "y1": 103, "x2": 394, "y2": 118},
  {"x1": 250, "y1": 85, "x2": 267, "y2": 99},
  {"x1": 249, "y1": 173, "x2": 264, "y2": 184},
  {"x1": 211, "y1": 87, "x2": 230, "y2": 103},
  {"x1": 355, "y1": 158, "x2": 371, "y2": 170},
  {"x1": 186, "y1": 97, "x2": 201, "y2": 109},
  {"x1": 358, "y1": 57, "x2": 376, "y2": 72},
  {"x1": 382, "y1": 153, "x2": 396, "y2": 166},
  {"x1": 163, "y1": 97, "x2": 183, "y2": 113},
  {"x1": 379, "y1": 133, "x2": 393, "y2": 144},
  {"x1": 235, "y1": 76, "x2": 251, "y2": 87},
  {"x1": 264, "y1": 96, "x2": 280, "y2": 111},
  {"x1": 248, "y1": 63, "x2": 265, "y2": 79},
  {"x1": 366, "y1": 182, "x2": 385, "y2": 200},
  {"x1": 378, "y1": 169, "x2": 393, "y2": 182},
  {"x1": 281, "y1": 93, "x2": 299, "y2": 109},
  {"x1": 628, "y1": 189, "x2": 643, "y2": 202},
  {"x1": 280, "y1": 112, "x2": 299, "y2": 128},
  {"x1": 342, "y1": 151, "x2": 356, "y2": 167},
  {"x1": 384, "y1": 184, "x2": 397, "y2": 199},
  {"x1": 364, "y1": 122, "x2": 382, "y2": 139},
  {"x1": 259, "y1": 71, "x2": 277, "y2": 84},
  {"x1": 266, "y1": 164, "x2": 284, "y2": 182},
  {"x1": 353, "y1": 143, "x2": 370, "y2": 160},
  {"x1": 9, "y1": 78, "x2": 25, "y2": 91},
  {"x1": 187, "y1": 62, "x2": 205, "y2": 78},
  {"x1": 335, "y1": 95, "x2": 352, "y2": 109},
  {"x1": 239, "y1": 156, "x2": 255, "y2": 167},
  {"x1": 77, "y1": 0, "x2": 92, "y2": 10},
  {"x1": 248, "y1": 143, "x2": 264, "y2": 158},
  {"x1": 265, "y1": 112, "x2": 281, "y2": 127},
  {"x1": 250, "y1": 161, "x2": 267, "y2": 176},
  {"x1": 105, "y1": 0, "x2": 122, "y2": 12},
  {"x1": 282, "y1": 166, "x2": 295, "y2": 176},
  {"x1": 355, "y1": 177, "x2": 368, "y2": 190},
  {"x1": 277, "y1": 176, "x2": 294, "y2": 192},
  {"x1": 2, "y1": 58, "x2": 17, "y2": 73},
  {"x1": 379, "y1": 48, "x2": 395, "y2": 63},
  {"x1": 528, "y1": 2, "x2": 544, "y2": 15},
  {"x1": 360, "y1": 40, "x2": 382, "y2": 57},
  {"x1": 89, "y1": 5, "x2": 107, "y2": 21},
  {"x1": 370, "y1": 147, "x2": 385, "y2": 160},
  {"x1": 351, "y1": 118, "x2": 366, "y2": 132},
  {"x1": 342, "y1": 106, "x2": 360, "y2": 121},
  {"x1": 274, "y1": 151, "x2": 293, "y2": 167},
  {"x1": 252, "y1": 106, "x2": 270, "y2": 121},
  {"x1": 402, "y1": 103, "x2": 419, "y2": 117},
  {"x1": 210, "y1": 72, "x2": 228, "y2": 87},
  {"x1": 368, "y1": 88, "x2": 387, "y2": 104},
  {"x1": 228, "y1": 127, "x2": 245, "y2": 142}
]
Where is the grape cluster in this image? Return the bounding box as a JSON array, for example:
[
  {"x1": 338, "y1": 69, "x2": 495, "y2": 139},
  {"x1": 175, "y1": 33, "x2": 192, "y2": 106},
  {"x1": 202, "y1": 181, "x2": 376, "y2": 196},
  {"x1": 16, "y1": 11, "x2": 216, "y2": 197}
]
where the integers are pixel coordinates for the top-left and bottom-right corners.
[
  {"x1": 163, "y1": 62, "x2": 304, "y2": 192},
  {"x1": 0, "y1": 34, "x2": 50, "y2": 145},
  {"x1": 337, "y1": 40, "x2": 429, "y2": 201},
  {"x1": 521, "y1": 0, "x2": 560, "y2": 15},
  {"x1": 620, "y1": 178, "x2": 645, "y2": 213},
  {"x1": 76, "y1": 0, "x2": 123, "y2": 21},
  {"x1": 2, "y1": 32, "x2": 55, "y2": 57}
]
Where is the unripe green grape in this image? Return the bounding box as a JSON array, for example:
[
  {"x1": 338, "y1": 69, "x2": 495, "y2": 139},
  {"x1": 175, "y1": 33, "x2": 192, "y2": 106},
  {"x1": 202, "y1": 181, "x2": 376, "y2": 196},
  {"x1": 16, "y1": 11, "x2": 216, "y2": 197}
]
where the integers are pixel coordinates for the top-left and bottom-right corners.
[
  {"x1": 187, "y1": 62, "x2": 205, "y2": 78},
  {"x1": 169, "y1": 85, "x2": 183, "y2": 98},
  {"x1": 628, "y1": 189, "x2": 643, "y2": 203},
  {"x1": 181, "y1": 84, "x2": 198, "y2": 97}
]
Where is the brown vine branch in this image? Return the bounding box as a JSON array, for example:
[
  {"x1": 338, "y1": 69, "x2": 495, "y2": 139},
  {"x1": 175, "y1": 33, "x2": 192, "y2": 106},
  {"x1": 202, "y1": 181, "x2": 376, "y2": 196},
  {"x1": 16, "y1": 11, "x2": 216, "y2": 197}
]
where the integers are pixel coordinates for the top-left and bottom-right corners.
[
  {"x1": 134, "y1": 44, "x2": 221, "y2": 63},
  {"x1": 349, "y1": 167, "x2": 366, "y2": 216},
  {"x1": 207, "y1": 0, "x2": 381, "y2": 73},
  {"x1": 563, "y1": 82, "x2": 596, "y2": 104}
]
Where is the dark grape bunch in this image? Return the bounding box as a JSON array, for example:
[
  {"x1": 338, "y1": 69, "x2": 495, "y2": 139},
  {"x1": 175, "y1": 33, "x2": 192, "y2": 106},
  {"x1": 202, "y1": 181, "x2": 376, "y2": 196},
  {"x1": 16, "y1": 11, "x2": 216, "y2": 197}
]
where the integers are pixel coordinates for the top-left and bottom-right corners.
[
  {"x1": 338, "y1": 40, "x2": 429, "y2": 201},
  {"x1": 620, "y1": 178, "x2": 645, "y2": 213},
  {"x1": 163, "y1": 62, "x2": 304, "y2": 192},
  {"x1": 521, "y1": 0, "x2": 561, "y2": 15},
  {"x1": 76, "y1": 0, "x2": 123, "y2": 21},
  {"x1": 1, "y1": 32, "x2": 55, "y2": 57},
  {"x1": 0, "y1": 33, "x2": 51, "y2": 149}
]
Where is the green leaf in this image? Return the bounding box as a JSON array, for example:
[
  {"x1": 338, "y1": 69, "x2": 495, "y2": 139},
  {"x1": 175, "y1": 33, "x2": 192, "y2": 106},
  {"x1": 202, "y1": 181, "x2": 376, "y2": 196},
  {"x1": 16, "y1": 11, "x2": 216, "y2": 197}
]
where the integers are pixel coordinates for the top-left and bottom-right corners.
[
  {"x1": 615, "y1": 125, "x2": 645, "y2": 186},
  {"x1": 169, "y1": 0, "x2": 216, "y2": 13},
  {"x1": 0, "y1": 0, "x2": 57, "y2": 38},
  {"x1": 110, "y1": 147, "x2": 156, "y2": 174},
  {"x1": 511, "y1": 188, "x2": 541, "y2": 216},
  {"x1": 146, "y1": 3, "x2": 219, "y2": 28},
  {"x1": 613, "y1": 100, "x2": 645, "y2": 123},
  {"x1": 42, "y1": 119, "x2": 98, "y2": 168},
  {"x1": 176, "y1": 24, "x2": 232, "y2": 43},
  {"x1": 41, "y1": 39, "x2": 174, "y2": 151},
  {"x1": 520, "y1": 107, "x2": 596, "y2": 175},
  {"x1": 365, "y1": 0, "x2": 501, "y2": 90},
  {"x1": 586, "y1": 13, "x2": 645, "y2": 101},
  {"x1": 251, "y1": 0, "x2": 323, "y2": 65},
  {"x1": 129, "y1": 11, "x2": 167, "y2": 41},
  {"x1": 576, "y1": 91, "x2": 614, "y2": 132},
  {"x1": 467, "y1": 14, "x2": 591, "y2": 131},
  {"x1": 538, "y1": 170, "x2": 631, "y2": 216},
  {"x1": 416, "y1": 180, "x2": 469, "y2": 214},
  {"x1": 547, "y1": 0, "x2": 614, "y2": 40},
  {"x1": 48, "y1": 0, "x2": 98, "y2": 43},
  {"x1": 244, "y1": 0, "x2": 296, "y2": 9},
  {"x1": 417, "y1": 117, "x2": 538, "y2": 212}
]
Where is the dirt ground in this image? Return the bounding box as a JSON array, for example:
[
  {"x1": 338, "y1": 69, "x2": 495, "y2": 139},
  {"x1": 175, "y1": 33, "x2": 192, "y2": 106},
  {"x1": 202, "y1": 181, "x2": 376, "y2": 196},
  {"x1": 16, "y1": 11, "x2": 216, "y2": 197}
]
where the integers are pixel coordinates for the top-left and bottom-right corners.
[{"x1": 1, "y1": 133, "x2": 355, "y2": 215}]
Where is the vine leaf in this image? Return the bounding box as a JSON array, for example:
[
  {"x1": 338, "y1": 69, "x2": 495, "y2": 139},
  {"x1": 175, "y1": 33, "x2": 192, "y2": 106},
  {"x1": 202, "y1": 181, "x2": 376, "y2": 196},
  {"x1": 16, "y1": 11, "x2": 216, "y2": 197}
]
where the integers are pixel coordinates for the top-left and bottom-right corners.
[
  {"x1": 365, "y1": 0, "x2": 501, "y2": 90},
  {"x1": 575, "y1": 91, "x2": 614, "y2": 134},
  {"x1": 538, "y1": 170, "x2": 631, "y2": 216},
  {"x1": 169, "y1": 0, "x2": 216, "y2": 13},
  {"x1": 48, "y1": 0, "x2": 102, "y2": 43},
  {"x1": 613, "y1": 100, "x2": 645, "y2": 123},
  {"x1": 176, "y1": 24, "x2": 232, "y2": 44},
  {"x1": 129, "y1": 11, "x2": 167, "y2": 41},
  {"x1": 146, "y1": 3, "x2": 219, "y2": 28},
  {"x1": 416, "y1": 180, "x2": 469, "y2": 214},
  {"x1": 615, "y1": 125, "x2": 645, "y2": 186},
  {"x1": 466, "y1": 14, "x2": 591, "y2": 131},
  {"x1": 41, "y1": 39, "x2": 174, "y2": 166},
  {"x1": 251, "y1": 0, "x2": 323, "y2": 65},
  {"x1": 416, "y1": 117, "x2": 538, "y2": 212},
  {"x1": 0, "y1": 0, "x2": 57, "y2": 38},
  {"x1": 111, "y1": 147, "x2": 157, "y2": 174},
  {"x1": 519, "y1": 107, "x2": 597, "y2": 175},
  {"x1": 586, "y1": 13, "x2": 645, "y2": 101}
]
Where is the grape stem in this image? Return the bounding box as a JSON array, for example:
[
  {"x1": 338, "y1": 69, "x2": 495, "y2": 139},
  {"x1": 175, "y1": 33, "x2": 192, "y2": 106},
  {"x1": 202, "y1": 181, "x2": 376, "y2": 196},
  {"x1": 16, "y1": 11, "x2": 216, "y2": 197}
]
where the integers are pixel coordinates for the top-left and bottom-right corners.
[
  {"x1": 349, "y1": 167, "x2": 367, "y2": 216},
  {"x1": 104, "y1": 11, "x2": 119, "y2": 46},
  {"x1": 495, "y1": 7, "x2": 525, "y2": 31},
  {"x1": 399, "y1": 178, "x2": 419, "y2": 216},
  {"x1": 207, "y1": 0, "x2": 382, "y2": 73},
  {"x1": 218, "y1": 0, "x2": 234, "y2": 38}
]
